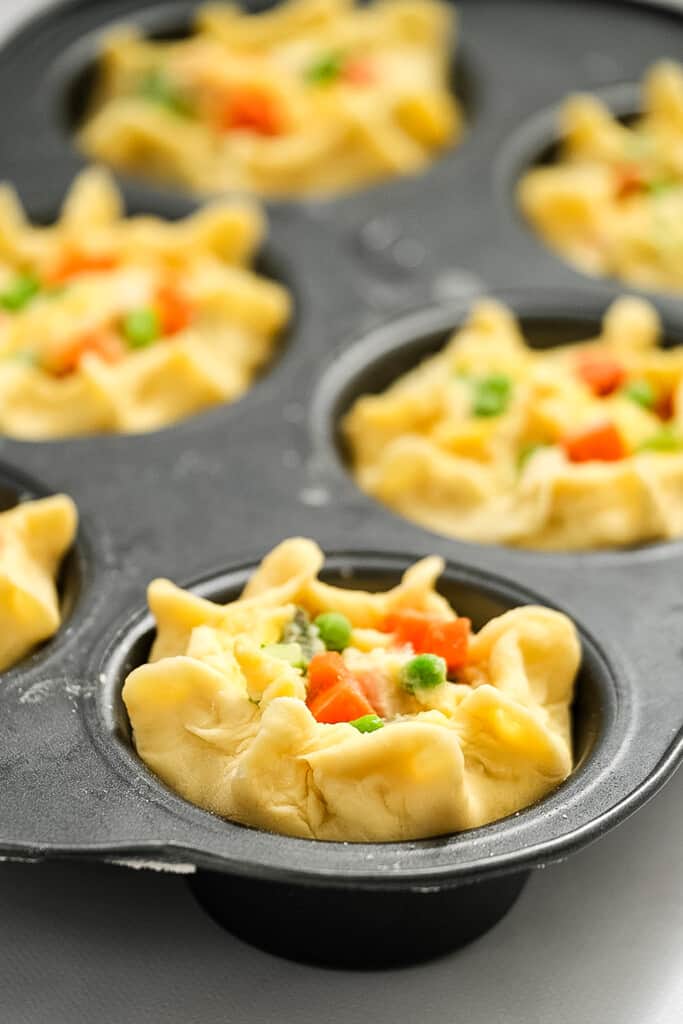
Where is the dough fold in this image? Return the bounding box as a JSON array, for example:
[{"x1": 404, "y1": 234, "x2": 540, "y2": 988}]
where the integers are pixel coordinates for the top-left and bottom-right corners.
[{"x1": 0, "y1": 494, "x2": 78, "y2": 670}]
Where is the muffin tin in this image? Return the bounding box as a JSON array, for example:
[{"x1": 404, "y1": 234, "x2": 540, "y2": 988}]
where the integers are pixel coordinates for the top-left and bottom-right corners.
[{"x1": 0, "y1": 0, "x2": 682, "y2": 969}]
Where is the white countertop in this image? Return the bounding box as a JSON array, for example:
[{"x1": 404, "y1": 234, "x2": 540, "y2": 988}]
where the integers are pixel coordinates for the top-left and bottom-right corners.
[
  {"x1": 2, "y1": 771, "x2": 681, "y2": 1024},
  {"x1": 1, "y1": 2, "x2": 682, "y2": 1021}
]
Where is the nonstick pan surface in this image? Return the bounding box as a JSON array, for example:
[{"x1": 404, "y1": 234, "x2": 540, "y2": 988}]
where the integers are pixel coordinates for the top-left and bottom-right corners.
[{"x1": 0, "y1": 0, "x2": 681, "y2": 966}]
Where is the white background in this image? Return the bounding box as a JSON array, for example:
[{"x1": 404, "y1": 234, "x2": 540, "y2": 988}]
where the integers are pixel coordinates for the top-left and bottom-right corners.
[{"x1": 0, "y1": 2, "x2": 682, "y2": 1021}]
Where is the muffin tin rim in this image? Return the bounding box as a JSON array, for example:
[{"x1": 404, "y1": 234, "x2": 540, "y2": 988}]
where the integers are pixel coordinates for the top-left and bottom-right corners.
[
  {"x1": 0, "y1": 174, "x2": 311, "y2": 446},
  {"x1": 73, "y1": 545, "x2": 638, "y2": 887},
  {"x1": 493, "y1": 77, "x2": 683, "y2": 304},
  {"x1": 43, "y1": 0, "x2": 473, "y2": 212},
  {"x1": 0, "y1": 0, "x2": 679, "y2": 905},
  {"x1": 310, "y1": 287, "x2": 683, "y2": 565}
]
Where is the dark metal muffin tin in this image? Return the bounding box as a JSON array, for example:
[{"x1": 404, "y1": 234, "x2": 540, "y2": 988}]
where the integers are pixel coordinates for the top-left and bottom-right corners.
[{"x1": 0, "y1": 0, "x2": 681, "y2": 969}]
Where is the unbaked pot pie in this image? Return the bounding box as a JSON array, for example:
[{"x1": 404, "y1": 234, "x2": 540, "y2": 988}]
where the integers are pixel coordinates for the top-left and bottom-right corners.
[
  {"x1": 122, "y1": 538, "x2": 579, "y2": 842},
  {"x1": 78, "y1": 0, "x2": 462, "y2": 198},
  {"x1": 343, "y1": 296, "x2": 683, "y2": 551},
  {"x1": 0, "y1": 167, "x2": 290, "y2": 439},
  {"x1": 0, "y1": 494, "x2": 77, "y2": 671},
  {"x1": 519, "y1": 61, "x2": 683, "y2": 292}
]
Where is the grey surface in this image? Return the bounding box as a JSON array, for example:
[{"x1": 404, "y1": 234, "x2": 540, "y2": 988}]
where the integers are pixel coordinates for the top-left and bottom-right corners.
[
  {"x1": 1, "y1": 769, "x2": 681, "y2": 1024},
  {"x1": 1, "y1": 1, "x2": 682, "y2": 1021}
]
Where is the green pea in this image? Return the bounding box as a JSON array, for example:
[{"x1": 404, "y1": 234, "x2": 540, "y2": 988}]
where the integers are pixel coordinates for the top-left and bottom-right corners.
[
  {"x1": 400, "y1": 653, "x2": 447, "y2": 693},
  {"x1": 638, "y1": 427, "x2": 683, "y2": 453},
  {"x1": 648, "y1": 178, "x2": 678, "y2": 197},
  {"x1": 137, "y1": 69, "x2": 194, "y2": 117},
  {"x1": 315, "y1": 611, "x2": 353, "y2": 652},
  {"x1": 122, "y1": 307, "x2": 161, "y2": 349},
  {"x1": 350, "y1": 714, "x2": 384, "y2": 733},
  {"x1": 304, "y1": 52, "x2": 344, "y2": 85},
  {"x1": 0, "y1": 273, "x2": 40, "y2": 312},
  {"x1": 623, "y1": 379, "x2": 656, "y2": 409},
  {"x1": 472, "y1": 374, "x2": 513, "y2": 417}
]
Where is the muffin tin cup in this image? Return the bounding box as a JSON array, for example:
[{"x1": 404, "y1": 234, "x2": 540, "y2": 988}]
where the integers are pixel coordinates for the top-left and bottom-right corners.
[
  {"x1": 78, "y1": 550, "x2": 619, "y2": 967},
  {"x1": 0, "y1": 0, "x2": 682, "y2": 967},
  {"x1": 188, "y1": 867, "x2": 531, "y2": 968}
]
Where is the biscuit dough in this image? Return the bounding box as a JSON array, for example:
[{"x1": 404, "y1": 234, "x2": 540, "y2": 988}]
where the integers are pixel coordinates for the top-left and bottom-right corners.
[
  {"x1": 0, "y1": 168, "x2": 290, "y2": 438},
  {"x1": 0, "y1": 494, "x2": 78, "y2": 671},
  {"x1": 80, "y1": 0, "x2": 461, "y2": 198},
  {"x1": 520, "y1": 62, "x2": 683, "y2": 292},
  {"x1": 344, "y1": 297, "x2": 683, "y2": 550},
  {"x1": 123, "y1": 538, "x2": 579, "y2": 841}
]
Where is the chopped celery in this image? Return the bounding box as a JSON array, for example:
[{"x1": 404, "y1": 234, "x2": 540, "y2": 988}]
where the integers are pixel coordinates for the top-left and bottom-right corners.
[
  {"x1": 282, "y1": 607, "x2": 323, "y2": 663},
  {"x1": 261, "y1": 642, "x2": 306, "y2": 669}
]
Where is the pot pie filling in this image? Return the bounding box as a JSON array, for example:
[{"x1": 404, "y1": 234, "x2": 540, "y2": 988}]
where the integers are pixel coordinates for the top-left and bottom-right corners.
[
  {"x1": 519, "y1": 61, "x2": 683, "y2": 292},
  {"x1": 0, "y1": 494, "x2": 77, "y2": 671},
  {"x1": 123, "y1": 538, "x2": 579, "y2": 842},
  {"x1": 0, "y1": 167, "x2": 290, "y2": 438},
  {"x1": 79, "y1": 0, "x2": 462, "y2": 197},
  {"x1": 344, "y1": 296, "x2": 683, "y2": 550}
]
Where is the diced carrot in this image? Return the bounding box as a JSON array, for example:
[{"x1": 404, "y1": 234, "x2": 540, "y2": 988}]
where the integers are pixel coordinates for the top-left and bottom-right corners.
[
  {"x1": 306, "y1": 651, "x2": 349, "y2": 704},
  {"x1": 613, "y1": 163, "x2": 646, "y2": 200},
  {"x1": 49, "y1": 329, "x2": 126, "y2": 376},
  {"x1": 155, "y1": 283, "x2": 194, "y2": 335},
  {"x1": 306, "y1": 652, "x2": 379, "y2": 723},
  {"x1": 561, "y1": 420, "x2": 626, "y2": 462},
  {"x1": 656, "y1": 390, "x2": 674, "y2": 421},
  {"x1": 383, "y1": 610, "x2": 429, "y2": 650},
  {"x1": 88, "y1": 330, "x2": 127, "y2": 364},
  {"x1": 217, "y1": 87, "x2": 287, "y2": 136},
  {"x1": 353, "y1": 669, "x2": 391, "y2": 718},
  {"x1": 427, "y1": 619, "x2": 471, "y2": 671},
  {"x1": 575, "y1": 353, "x2": 625, "y2": 396},
  {"x1": 45, "y1": 250, "x2": 119, "y2": 284},
  {"x1": 308, "y1": 680, "x2": 375, "y2": 724},
  {"x1": 342, "y1": 59, "x2": 376, "y2": 85},
  {"x1": 383, "y1": 611, "x2": 471, "y2": 671}
]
